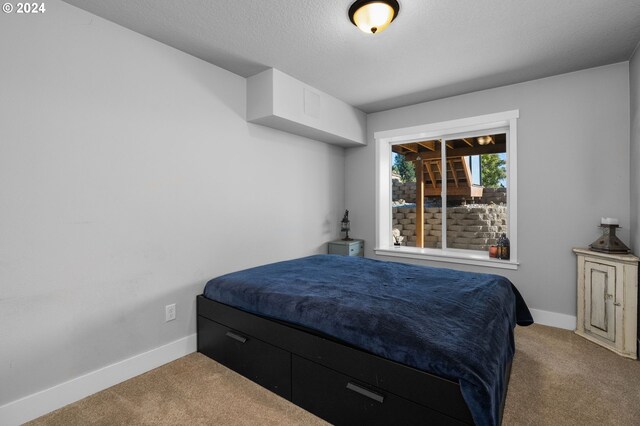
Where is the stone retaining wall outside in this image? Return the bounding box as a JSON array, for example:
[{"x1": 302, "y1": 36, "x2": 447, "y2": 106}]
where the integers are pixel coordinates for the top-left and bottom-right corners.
[{"x1": 392, "y1": 205, "x2": 507, "y2": 250}]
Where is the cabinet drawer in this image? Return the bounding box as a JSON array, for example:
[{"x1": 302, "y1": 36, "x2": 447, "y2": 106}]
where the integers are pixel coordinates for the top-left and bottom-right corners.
[
  {"x1": 291, "y1": 355, "x2": 467, "y2": 426},
  {"x1": 348, "y1": 241, "x2": 364, "y2": 256},
  {"x1": 198, "y1": 316, "x2": 291, "y2": 399}
]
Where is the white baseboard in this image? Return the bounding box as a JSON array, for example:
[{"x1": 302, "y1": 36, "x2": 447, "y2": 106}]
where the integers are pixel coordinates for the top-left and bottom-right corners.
[
  {"x1": 0, "y1": 333, "x2": 197, "y2": 426},
  {"x1": 529, "y1": 308, "x2": 576, "y2": 330}
]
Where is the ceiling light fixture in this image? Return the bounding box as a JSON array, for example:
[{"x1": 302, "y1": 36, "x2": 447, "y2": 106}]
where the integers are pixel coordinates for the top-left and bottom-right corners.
[
  {"x1": 349, "y1": 0, "x2": 400, "y2": 35},
  {"x1": 477, "y1": 136, "x2": 493, "y2": 146}
]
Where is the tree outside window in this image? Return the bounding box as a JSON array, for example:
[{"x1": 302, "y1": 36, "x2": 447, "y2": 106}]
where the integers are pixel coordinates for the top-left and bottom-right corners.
[{"x1": 480, "y1": 154, "x2": 506, "y2": 188}]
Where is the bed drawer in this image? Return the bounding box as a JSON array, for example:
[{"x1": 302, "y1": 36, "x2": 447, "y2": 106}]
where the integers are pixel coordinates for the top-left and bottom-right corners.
[
  {"x1": 291, "y1": 355, "x2": 468, "y2": 426},
  {"x1": 197, "y1": 316, "x2": 291, "y2": 399}
]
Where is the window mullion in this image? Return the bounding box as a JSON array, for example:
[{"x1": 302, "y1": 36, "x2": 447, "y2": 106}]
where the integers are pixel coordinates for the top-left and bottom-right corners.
[{"x1": 441, "y1": 138, "x2": 447, "y2": 250}]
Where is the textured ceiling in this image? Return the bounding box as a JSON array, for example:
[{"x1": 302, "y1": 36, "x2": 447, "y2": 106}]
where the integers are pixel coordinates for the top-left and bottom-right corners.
[{"x1": 62, "y1": 0, "x2": 640, "y2": 113}]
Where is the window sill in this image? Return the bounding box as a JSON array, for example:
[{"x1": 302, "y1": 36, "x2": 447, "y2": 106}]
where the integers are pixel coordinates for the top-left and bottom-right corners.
[{"x1": 374, "y1": 246, "x2": 519, "y2": 270}]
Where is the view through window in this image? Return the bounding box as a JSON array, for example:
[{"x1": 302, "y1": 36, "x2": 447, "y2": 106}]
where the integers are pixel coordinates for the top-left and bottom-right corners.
[{"x1": 390, "y1": 133, "x2": 508, "y2": 254}]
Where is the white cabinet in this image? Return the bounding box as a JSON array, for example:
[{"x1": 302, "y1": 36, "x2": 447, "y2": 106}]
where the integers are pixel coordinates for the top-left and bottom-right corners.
[{"x1": 573, "y1": 248, "x2": 638, "y2": 359}]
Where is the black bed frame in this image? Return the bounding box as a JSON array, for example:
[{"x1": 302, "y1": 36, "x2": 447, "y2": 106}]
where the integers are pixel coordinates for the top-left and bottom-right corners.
[{"x1": 197, "y1": 295, "x2": 511, "y2": 425}]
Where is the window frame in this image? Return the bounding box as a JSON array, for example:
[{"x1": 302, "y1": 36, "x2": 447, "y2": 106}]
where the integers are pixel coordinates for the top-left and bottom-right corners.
[{"x1": 374, "y1": 110, "x2": 519, "y2": 270}]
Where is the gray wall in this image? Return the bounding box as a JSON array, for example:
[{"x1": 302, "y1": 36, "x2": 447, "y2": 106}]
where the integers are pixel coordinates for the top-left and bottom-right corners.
[
  {"x1": 631, "y1": 45, "x2": 640, "y2": 251},
  {"x1": 0, "y1": 1, "x2": 344, "y2": 405},
  {"x1": 346, "y1": 63, "x2": 631, "y2": 318}
]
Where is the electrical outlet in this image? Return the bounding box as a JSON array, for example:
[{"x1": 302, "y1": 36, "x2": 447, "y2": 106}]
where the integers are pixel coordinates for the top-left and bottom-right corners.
[{"x1": 165, "y1": 303, "x2": 176, "y2": 322}]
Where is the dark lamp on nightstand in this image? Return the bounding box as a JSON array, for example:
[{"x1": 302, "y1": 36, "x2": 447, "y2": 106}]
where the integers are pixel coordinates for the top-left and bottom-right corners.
[{"x1": 341, "y1": 210, "x2": 353, "y2": 241}]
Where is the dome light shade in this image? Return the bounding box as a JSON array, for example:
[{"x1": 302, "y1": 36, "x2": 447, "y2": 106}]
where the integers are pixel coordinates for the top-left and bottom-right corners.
[
  {"x1": 349, "y1": 0, "x2": 400, "y2": 34},
  {"x1": 477, "y1": 136, "x2": 493, "y2": 145}
]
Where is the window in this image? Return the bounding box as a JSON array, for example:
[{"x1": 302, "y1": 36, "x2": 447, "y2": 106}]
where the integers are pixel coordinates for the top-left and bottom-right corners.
[{"x1": 375, "y1": 111, "x2": 519, "y2": 269}]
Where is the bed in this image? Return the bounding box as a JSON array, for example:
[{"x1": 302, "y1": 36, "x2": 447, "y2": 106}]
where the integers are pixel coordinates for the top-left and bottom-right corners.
[{"x1": 197, "y1": 255, "x2": 532, "y2": 425}]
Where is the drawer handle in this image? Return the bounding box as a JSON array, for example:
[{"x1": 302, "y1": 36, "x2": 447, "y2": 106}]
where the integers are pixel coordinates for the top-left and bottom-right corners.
[
  {"x1": 346, "y1": 382, "x2": 385, "y2": 403},
  {"x1": 225, "y1": 331, "x2": 247, "y2": 344}
]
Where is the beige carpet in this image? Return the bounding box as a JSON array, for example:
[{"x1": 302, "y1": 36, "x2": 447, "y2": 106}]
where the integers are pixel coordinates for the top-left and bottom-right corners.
[
  {"x1": 28, "y1": 324, "x2": 640, "y2": 425},
  {"x1": 502, "y1": 324, "x2": 640, "y2": 425}
]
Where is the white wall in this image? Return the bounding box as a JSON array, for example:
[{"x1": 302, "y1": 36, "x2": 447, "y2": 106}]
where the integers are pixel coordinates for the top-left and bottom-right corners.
[
  {"x1": 630, "y1": 44, "x2": 640, "y2": 251},
  {"x1": 0, "y1": 1, "x2": 344, "y2": 407},
  {"x1": 346, "y1": 63, "x2": 630, "y2": 318}
]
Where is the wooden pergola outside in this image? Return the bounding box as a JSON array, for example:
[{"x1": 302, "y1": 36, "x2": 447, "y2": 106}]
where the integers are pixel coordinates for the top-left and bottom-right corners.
[{"x1": 392, "y1": 134, "x2": 506, "y2": 247}]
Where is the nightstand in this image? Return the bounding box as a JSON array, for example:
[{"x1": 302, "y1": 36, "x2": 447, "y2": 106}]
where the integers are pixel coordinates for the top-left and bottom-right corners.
[{"x1": 328, "y1": 239, "x2": 364, "y2": 257}]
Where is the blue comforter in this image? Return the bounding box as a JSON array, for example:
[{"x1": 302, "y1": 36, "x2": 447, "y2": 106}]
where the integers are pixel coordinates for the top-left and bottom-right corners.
[{"x1": 203, "y1": 255, "x2": 532, "y2": 425}]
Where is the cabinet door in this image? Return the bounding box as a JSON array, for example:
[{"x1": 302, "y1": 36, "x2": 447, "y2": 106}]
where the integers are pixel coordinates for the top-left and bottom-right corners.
[{"x1": 584, "y1": 261, "x2": 616, "y2": 342}]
